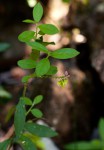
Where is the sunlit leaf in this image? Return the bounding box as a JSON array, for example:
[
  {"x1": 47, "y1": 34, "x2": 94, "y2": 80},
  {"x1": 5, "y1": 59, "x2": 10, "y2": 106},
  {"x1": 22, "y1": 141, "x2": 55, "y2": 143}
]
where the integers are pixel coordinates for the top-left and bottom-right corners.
[
  {"x1": 33, "y1": 2, "x2": 43, "y2": 23},
  {"x1": 35, "y1": 58, "x2": 50, "y2": 76},
  {"x1": 18, "y1": 31, "x2": 35, "y2": 42},
  {"x1": 25, "y1": 122, "x2": 58, "y2": 137},
  {"x1": 27, "y1": 41, "x2": 48, "y2": 53},
  {"x1": 18, "y1": 59, "x2": 36, "y2": 69},
  {"x1": 38, "y1": 24, "x2": 59, "y2": 35},
  {"x1": 50, "y1": 48, "x2": 80, "y2": 59}
]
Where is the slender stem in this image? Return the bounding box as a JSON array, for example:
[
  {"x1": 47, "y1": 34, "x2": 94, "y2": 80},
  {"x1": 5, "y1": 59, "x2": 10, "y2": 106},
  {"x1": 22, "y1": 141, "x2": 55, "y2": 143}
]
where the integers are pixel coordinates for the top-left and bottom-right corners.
[
  {"x1": 26, "y1": 104, "x2": 34, "y2": 116},
  {"x1": 35, "y1": 24, "x2": 38, "y2": 39},
  {"x1": 23, "y1": 83, "x2": 28, "y2": 97}
]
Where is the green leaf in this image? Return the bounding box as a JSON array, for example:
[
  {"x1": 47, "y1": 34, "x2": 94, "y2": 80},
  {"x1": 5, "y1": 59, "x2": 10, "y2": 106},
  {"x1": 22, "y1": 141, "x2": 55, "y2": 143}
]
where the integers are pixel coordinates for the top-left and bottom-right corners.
[
  {"x1": 98, "y1": 118, "x2": 104, "y2": 140},
  {"x1": 65, "y1": 142, "x2": 91, "y2": 150},
  {"x1": 33, "y1": 2, "x2": 43, "y2": 23},
  {"x1": 18, "y1": 31, "x2": 35, "y2": 42},
  {"x1": 23, "y1": 19, "x2": 35, "y2": 23},
  {"x1": 33, "y1": 95, "x2": 43, "y2": 105},
  {"x1": 0, "y1": 139, "x2": 11, "y2": 150},
  {"x1": 91, "y1": 140, "x2": 101, "y2": 150},
  {"x1": 23, "y1": 132, "x2": 45, "y2": 150},
  {"x1": 5, "y1": 106, "x2": 15, "y2": 123},
  {"x1": 38, "y1": 24, "x2": 59, "y2": 35},
  {"x1": 30, "y1": 50, "x2": 40, "y2": 61},
  {"x1": 50, "y1": 48, "x2": 80, "y2": 59},
  {"x1": 39, "y1": 41, "x2": 55, "y2": 46},
  {"x1": 14, "y1": 99, "x2": 26, "y2": 139},
  {"x1": 0, "y1": 43, "x2": 10, "y2": 52},
  {"x1": 25, "y1": 122, "x2": 58, "y2": 137},
  {"x1": 35, "y1": 58, "x2": 50, "y2": 76},
  {"x1": 22, "y1": 75, "x2": 31, "y2": 83},
  {"x1": 31, "y1": 108, "x2": 43, "y2": 118},
  {"x1": 46, "y1": 65, "x2": 57, "y2": 75},
  {"x1": 19, "y1": 135, "x2": 37, "y2": 150},
  {"x1": 18, "y1": 59, "x2": 36, "y2": 69},
  {"x1": 0, "y1": 86, "x2": 12, "y2": 100},
  {"x1": 20, "y1": 97, "x2": 32, "y2": 105},
  {"x1": 62, "y1": 0, "x2": 72, "y2": 3},
  {"x1": 27, "y1": 41, "x2": 48, "y2": 53}
]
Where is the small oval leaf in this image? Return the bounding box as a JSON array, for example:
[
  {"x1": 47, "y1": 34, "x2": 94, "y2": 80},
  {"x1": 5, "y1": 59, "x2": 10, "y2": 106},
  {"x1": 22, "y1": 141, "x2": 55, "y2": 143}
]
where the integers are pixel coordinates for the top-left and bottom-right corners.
[
  {"x1": 33, "y1": 2, "x2": 43, "y2": 23},
  {"x1": 18, "y1": 59, "x2": 36, "y2": 69},
  {"x1": 31, "y1": 108, "x2": 43, "y2": 118},
  {"x1": 27, "y1": 41, "x2": 48, "y2": 53},
  {"x1": 33, "y1": 95, "x2": 43, "y2": 105},
  {"x1": 50, "y1": 48, "x2": 80, "y2": 59},
  {"x1": 25, "y1": 123, "x2": 58, "y2": 137},
  {"x1": 22, "y1": 75, "x2": 31, "y2": 83},
  {"x1": 20, "y1": 97, "x2": 32, "y2": 105},
  {"x1": 38, "y1": 24, "x2": 59, "y2": 35},
  {"x1": 35, "y1": 58, "x2": 50, "y2": 76},
  {"x1": 18, "y1": 31, "x2": 35, "y2": 42},
  {"x1": 23, "y1": 19, "x2": 35, "y2": 23}
]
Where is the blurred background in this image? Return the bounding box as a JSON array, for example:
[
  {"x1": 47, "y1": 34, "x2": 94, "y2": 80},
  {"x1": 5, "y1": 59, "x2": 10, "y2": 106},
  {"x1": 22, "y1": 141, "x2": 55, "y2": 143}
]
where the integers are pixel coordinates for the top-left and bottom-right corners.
[{"x1": 0, "y1": 0, "x2": 104, "y2": 149}]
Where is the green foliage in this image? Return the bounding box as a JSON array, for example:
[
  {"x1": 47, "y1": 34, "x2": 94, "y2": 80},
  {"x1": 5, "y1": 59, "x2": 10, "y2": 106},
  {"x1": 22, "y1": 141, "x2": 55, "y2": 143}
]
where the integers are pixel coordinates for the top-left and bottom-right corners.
[
  {"x1": 33, "y1": 95, "x2": 43, "y2": 105},
  {"x1": 46, "y1": 66, "x2": 57, "y2": 75},
  {"x1": 18, "y1": 59, "x2": 36, "y2": 69},
  {"x1": 18, "y1": 31, "x2": 35, "y2": 42},
  {"x1": 64, "y1": 118, "x2": 104, "y2": 150},
  {"x1": 23, "y1": 19, "x2": 35, "y2": 24},
  {"x1": 0, "y1": 139, "x2": 12, "y2": 150},
  {"x1": 27, "y1": 41, "x2": 48, "y2": 53},
  {"x1": 33, "y1": 2, "x2": 43, "y2": 23},
  {"x1": 35, "y1": 58, "x2": 50, "y2": 76},
  {"x1": 98, "y1": 118, "x2": 104, "y2": 141},
  {"x1": 50, "y1": 48, "x2": 80, "y2": 59},
  {"x1": 19, "y1": 135, "x2": 37, "y2": 150},
  {"x1": 14, "y1": 99, "x2": 26, "y2": 139},
  {"x1": 21, "y1": 97, "x2": 32, "y2": 105},
  {"x1": 31, "y1": 108, "x2": 43, "y2": 118},
  {"x1": 38, "y1": 24, "x2": 59, "y2": 35},
  {"x1": 0, "y1": 2, "x2": 80, "y2": 150},
  {"x1": 62, "y1": 0, "x2": 72, "y2": 3},
  {"x1": 25, "y1": 123, "x2": 58, "y2": 137},
  {"x1": 0, "y1": 86, "x2": 12, "y2": 103}
]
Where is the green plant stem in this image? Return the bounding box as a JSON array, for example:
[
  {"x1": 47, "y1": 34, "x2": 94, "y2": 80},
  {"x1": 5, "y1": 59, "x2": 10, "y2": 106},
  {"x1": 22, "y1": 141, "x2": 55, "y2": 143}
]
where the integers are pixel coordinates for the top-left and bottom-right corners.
[
  {"x1": 26, "y1": 104, "x2": 34, "y2": 116},
  {"x1": 23, "y1": 83, "x2": 28, "y2": 97},
  {"x1": 35, "y1": 24, "x2": 38, "y2": 39}
]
